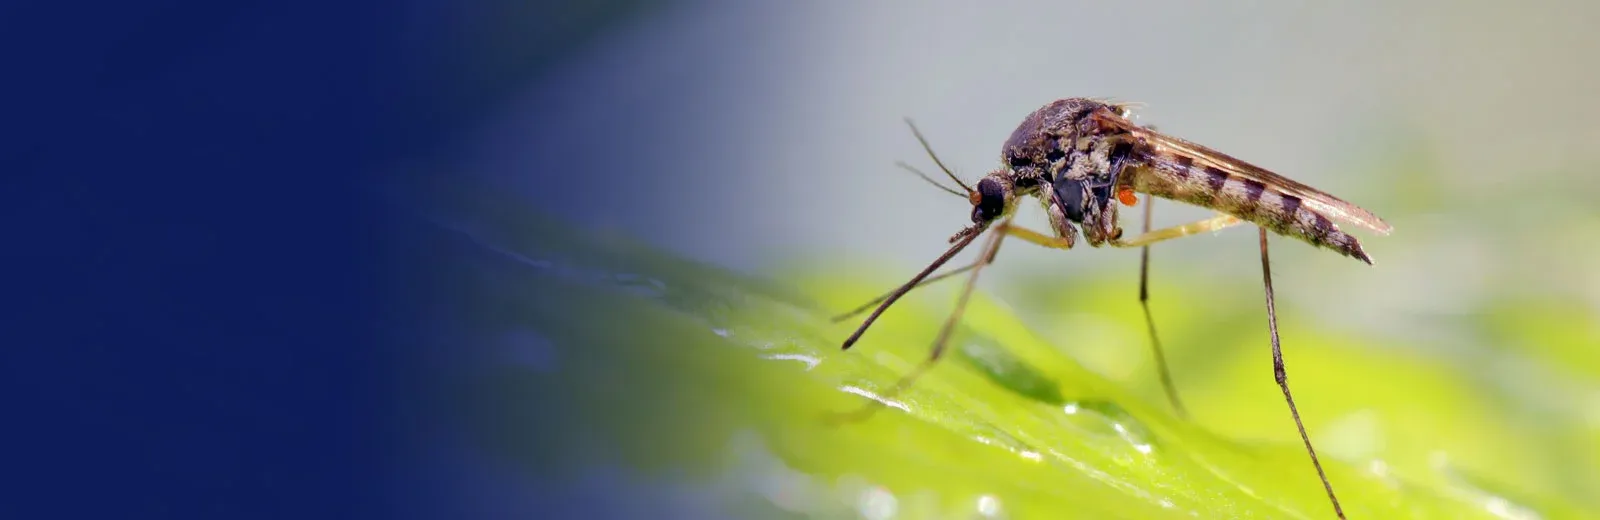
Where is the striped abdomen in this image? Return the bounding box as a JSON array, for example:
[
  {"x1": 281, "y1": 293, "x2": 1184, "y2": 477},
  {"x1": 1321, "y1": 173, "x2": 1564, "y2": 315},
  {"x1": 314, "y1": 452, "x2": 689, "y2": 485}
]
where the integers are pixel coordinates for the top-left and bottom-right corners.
[{"x1": 1130, "y1": 156, "x2": 1373, "y2": 264}]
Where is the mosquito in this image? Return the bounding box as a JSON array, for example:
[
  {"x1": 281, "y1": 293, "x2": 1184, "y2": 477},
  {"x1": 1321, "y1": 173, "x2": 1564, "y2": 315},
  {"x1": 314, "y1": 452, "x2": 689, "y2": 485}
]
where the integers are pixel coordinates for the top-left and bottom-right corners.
[{"x1": 830, "y1": 97, "x2": 1392, "y2": 519}]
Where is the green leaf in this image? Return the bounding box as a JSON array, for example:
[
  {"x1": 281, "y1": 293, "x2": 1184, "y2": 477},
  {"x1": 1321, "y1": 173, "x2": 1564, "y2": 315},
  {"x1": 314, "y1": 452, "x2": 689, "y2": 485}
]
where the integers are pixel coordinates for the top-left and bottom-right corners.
[{"x1": 402, "y1": 178, "x2": 1597, "y2": 519}]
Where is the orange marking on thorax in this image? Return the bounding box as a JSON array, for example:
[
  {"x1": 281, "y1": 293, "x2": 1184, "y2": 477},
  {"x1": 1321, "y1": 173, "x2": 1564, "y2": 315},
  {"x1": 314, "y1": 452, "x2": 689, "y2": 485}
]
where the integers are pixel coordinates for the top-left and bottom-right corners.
[{"x1": 1117, "y1": 186, "x2": 1139, "y2": 206}]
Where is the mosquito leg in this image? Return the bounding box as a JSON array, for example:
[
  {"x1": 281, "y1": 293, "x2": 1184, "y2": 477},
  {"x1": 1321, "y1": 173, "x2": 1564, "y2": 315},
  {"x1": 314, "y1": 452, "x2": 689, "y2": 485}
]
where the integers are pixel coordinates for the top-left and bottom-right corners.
[
  {"x1": 827, "y1": 222, "x2": 1008, "y2": 424},
  {"x1": 1135, "y1": 199, "x2": 1189, "y2": 419},
  {"x1": 840, "y1": 225, "x2": 988, "y2": 350},
  {"x1": 836, "y1": 217, "x2": 1076, "y2": 323},
  {"x1": 832, "y1": 233, "x2": 1007, "y2": 323},
  {"x1": 987, "y1": 214, "x2": 1206, "y2": 419},
  {"x1": 1000, "y1": 222, "x2": 1075, "y2": 249},
  {"x1": 832, "y1": 265, "x2": 975, "y2": 322},
  {"x1": 1110, "y1": 213, "x2": 1243, "y2": 249},
  {"x1": 1259, "y1": 227, "x2": 1344, "y2": 519}
]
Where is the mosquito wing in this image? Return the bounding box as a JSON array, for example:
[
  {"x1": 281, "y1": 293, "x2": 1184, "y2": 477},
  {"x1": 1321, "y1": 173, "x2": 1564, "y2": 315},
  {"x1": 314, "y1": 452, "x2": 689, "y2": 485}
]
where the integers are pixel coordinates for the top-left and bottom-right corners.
[{"x1": 1093, "y1": 108, "x2": 1393, "y2": 235}]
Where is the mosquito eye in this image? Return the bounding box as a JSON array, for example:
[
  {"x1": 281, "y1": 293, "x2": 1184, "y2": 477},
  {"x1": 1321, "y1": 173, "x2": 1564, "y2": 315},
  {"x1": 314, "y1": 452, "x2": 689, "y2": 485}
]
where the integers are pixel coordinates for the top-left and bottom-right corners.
[
  {"x1": 1045, "y1": 149, "x2": 1066, "y2": 162},
  {"x1": 972, "y1": 177, "x2": 1006, "y2": 222}
]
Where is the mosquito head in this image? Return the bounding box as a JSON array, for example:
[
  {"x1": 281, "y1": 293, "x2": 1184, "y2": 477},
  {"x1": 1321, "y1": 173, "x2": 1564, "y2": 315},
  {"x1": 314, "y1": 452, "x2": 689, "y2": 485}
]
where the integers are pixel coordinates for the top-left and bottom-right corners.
[{"x1": 969, "y1": 173, "x2": 1014, "y2": 224}]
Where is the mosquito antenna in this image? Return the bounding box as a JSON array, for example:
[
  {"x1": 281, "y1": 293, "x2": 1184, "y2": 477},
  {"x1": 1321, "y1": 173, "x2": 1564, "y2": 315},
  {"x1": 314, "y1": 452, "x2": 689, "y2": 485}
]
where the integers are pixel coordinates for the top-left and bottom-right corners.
[
  {"x1": 903, "y1": 118, "x2": 973, "y2": 194},
  {"x1": 895, "y1": 161, "x2": 965, "y2": 198},
  {"x1": 840, "y1": 225, "x2": 985, "y2": 350}
]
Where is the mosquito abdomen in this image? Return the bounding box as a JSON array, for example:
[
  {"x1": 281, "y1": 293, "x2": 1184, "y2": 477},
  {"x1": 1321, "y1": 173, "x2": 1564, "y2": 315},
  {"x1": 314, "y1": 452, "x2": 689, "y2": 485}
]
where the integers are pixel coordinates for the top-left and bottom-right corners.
[{"x1": 1133, "y1": 159, "x2": 1373, "y2": 264}]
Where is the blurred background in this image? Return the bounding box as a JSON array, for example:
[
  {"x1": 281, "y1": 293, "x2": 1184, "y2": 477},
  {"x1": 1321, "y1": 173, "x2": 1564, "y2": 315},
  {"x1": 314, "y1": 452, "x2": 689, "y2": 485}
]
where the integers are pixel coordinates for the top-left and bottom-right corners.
[{"x1": 379, "y1": 0, "x2": 1600, "y2": 519}]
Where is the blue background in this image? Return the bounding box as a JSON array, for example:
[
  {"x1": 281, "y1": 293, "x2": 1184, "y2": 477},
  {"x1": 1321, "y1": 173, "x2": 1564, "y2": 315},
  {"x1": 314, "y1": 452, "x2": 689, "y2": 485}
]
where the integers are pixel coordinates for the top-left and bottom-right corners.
[
  {"x1": 5, "y1": 0, "x2": 435, "y2": 516},
  {"x1": 3, "y1": 0, "x2": 676, "y2": 516}
]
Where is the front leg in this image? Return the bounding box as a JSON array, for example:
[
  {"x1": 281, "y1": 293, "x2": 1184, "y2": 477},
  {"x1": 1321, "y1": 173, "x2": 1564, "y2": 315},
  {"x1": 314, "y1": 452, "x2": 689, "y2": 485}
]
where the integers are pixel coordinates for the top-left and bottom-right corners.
[
  {"x1": 1042, "y1": 195, "x2": 1080, "y2": 249},
  {"x1": 1075, "y1": 134, "x2": 1139, "y2": 246},
  {"x1": 832, "y1": 213, "x2": 1076, "y2": 325},
  {"x1": 1001, "y1": 222, "x2": 1074, "y2": 249}
]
